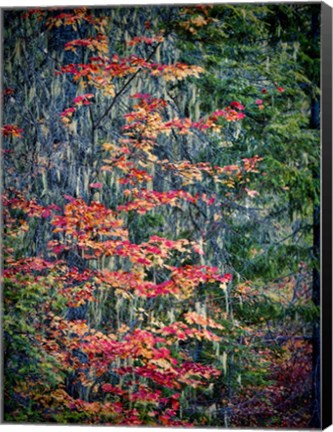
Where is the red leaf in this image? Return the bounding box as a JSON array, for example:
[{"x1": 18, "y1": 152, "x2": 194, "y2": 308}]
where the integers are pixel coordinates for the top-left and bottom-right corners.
[
  {"x1": 230, "y1": 101, "x2": 245, "y2": 110},
  {"x1": 89, "y1": 182, "x2": 103, "y2": 189}
]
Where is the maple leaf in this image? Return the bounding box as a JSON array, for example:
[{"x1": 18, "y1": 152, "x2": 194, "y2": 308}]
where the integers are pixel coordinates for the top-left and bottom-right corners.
[
  {"x1": 3, "y1": 88, "x2": 15, "y2": 96},
  {"x1": 245, "y1": 188, "x2": 259, "y2": 198},
  {"x1": 73, "y1": 93, "x2": 95, "y2": 106},
  {"x1": 1, "y1": 124, "x2": 23, "y2": 137},
  {"x1": 101, "y1": 384, "x2": 125, "y2": 395},
  {"x1": 65, "y1": 35, "x2": 108, "y2": 54},
  {"x1": 61, "y1": 107, "x2": 76, "y2": 117},
  {"x1": 131, "y1": 92, "x2": 151, "y2": 100},
  {"x1": 128, "y1": 35, "x2": 165, "y2": 46},
  {"x1": 230, "y1": 101, "x2": 245, "y2": 110},
  {"x1": 89, "y1": 182, "x2": 103, "y2": 189},
  {"x1": 22, "y1": 9, "x2": 46, "y2": 20}
]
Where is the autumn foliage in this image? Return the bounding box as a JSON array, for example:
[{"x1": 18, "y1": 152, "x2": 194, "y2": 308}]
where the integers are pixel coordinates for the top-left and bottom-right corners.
[{"x1": 2, "y1": 5, "x2": 318, "y2": 428}]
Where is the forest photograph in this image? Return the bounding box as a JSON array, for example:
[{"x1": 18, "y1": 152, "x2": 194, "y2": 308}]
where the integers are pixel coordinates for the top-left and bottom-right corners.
[{"x1": 2, "y1": 3, "x2": 321, "y2": 428}]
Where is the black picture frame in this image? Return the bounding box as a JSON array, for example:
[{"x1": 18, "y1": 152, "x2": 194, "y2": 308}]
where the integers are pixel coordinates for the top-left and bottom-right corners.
[{"x1": 321, "y1": 2, "x2": 333, "y2": 429}]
